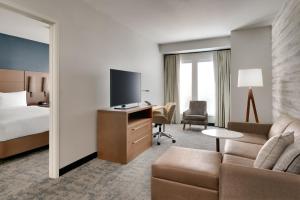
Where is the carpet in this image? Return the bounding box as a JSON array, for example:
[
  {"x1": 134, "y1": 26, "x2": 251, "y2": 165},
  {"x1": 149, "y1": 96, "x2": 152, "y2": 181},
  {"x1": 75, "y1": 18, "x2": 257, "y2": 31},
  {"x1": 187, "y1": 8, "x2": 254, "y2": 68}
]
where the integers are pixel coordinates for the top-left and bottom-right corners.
[{"x1": 0, "y1": 124, "x2": 224, "y2": 200}]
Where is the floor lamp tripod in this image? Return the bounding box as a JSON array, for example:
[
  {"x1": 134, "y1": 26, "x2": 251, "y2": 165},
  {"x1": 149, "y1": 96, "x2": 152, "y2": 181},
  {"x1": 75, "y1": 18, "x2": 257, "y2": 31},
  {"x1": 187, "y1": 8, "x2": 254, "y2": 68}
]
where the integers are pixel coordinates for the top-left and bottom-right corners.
[{"x1": 238, "y1": 68, "x2": 263, "y2": 123}]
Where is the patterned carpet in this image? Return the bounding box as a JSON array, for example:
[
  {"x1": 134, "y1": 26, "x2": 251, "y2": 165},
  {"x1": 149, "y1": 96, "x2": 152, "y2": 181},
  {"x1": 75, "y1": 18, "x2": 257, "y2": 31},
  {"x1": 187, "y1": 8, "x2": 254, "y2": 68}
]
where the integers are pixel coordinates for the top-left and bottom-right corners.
[{"x1": 0, "y1": 125, "x2": 224, "y2": 200}]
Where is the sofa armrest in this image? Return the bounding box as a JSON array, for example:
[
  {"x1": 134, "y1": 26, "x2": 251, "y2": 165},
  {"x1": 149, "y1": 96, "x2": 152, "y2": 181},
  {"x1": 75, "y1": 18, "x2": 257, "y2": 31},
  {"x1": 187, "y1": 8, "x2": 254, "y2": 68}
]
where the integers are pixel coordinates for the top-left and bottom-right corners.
[
  {"x1": 220, "y1": 163, "x2": 300, "y2": 200},
  {"x1": 227, "y1": 122, "x2": 272, "y2": 137}
]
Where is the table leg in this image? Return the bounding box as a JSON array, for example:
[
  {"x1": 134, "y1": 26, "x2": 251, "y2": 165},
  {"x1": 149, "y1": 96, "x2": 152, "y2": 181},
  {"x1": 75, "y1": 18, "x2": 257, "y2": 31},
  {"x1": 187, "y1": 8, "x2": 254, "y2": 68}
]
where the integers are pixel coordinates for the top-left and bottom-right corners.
[{"x1": 216, "y1": 138, "x2": 220, "y2": 152}]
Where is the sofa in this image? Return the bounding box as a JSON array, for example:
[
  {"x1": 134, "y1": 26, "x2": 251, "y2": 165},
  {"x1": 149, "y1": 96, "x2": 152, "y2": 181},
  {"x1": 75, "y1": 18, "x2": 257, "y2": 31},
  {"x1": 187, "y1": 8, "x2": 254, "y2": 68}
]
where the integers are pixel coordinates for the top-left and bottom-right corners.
[{"x1": 151, "y1": 115, "x2": 300, "y2": 200}]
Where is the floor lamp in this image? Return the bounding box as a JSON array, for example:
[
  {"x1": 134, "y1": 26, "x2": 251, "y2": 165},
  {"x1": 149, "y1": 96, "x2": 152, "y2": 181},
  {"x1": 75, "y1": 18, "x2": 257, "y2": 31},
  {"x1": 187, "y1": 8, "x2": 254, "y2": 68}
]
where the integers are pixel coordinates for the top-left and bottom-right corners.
[{"x1": 238, "y1": 68, "x2": 263, "y2": 123}]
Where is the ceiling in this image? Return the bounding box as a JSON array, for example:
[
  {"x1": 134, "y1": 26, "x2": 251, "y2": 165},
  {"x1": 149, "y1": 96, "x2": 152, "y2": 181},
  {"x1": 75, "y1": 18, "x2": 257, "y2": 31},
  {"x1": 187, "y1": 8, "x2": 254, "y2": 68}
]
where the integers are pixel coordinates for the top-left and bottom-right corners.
[
  {"x1": 83, "y1": 0, "x2": 284, "y2": 44},
  {"x1": 0, "y1": 8, "x2": 49, "y2": 44}
]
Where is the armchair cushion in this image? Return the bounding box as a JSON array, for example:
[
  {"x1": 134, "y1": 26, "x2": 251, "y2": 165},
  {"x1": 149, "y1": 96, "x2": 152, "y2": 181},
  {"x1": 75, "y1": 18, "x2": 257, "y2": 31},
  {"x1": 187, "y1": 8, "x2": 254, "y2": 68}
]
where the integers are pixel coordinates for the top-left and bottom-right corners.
[{"x1": 183, "y1": 114, "x2": 207, "y2": 121}]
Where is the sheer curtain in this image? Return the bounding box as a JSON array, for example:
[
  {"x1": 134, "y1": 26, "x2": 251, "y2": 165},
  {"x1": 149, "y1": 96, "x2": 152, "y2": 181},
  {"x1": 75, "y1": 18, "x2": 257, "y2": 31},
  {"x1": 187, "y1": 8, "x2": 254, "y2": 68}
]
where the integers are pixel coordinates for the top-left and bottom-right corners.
[
  {"x1": 213, "y1": 50, "x2": 231, "y2": 128},
  {"x1": 164, "y1": 54, "x2": 180, "y2": 123}
]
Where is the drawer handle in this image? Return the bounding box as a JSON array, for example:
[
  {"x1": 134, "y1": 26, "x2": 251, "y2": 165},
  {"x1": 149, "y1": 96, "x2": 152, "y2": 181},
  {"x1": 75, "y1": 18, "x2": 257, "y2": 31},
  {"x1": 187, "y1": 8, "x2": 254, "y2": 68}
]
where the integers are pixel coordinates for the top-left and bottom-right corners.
[
  {"x1": 132, "y1": 135, "x2": 148, "y2": 144},
  {"x1": 131, "y1": 124, "x2": 148, "y2": 132}
]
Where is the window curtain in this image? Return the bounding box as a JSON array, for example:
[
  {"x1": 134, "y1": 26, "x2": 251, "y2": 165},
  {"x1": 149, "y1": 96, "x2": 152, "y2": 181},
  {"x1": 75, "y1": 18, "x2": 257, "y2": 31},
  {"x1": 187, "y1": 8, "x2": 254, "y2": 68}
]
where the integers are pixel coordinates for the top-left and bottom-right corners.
[
  {"x1": 213, "y1": 50, "x2": 231, "y2": 128},
  {"x1": 164, "y1": 54, "x2": 180, "y2": 123}
]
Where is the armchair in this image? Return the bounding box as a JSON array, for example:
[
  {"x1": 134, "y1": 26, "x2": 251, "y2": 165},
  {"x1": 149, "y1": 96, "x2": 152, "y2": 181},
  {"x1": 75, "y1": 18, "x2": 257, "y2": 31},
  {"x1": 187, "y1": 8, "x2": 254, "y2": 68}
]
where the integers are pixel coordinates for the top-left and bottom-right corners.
[{"x1": 181, "y1": 101, "x2": 208, "y2": 130}]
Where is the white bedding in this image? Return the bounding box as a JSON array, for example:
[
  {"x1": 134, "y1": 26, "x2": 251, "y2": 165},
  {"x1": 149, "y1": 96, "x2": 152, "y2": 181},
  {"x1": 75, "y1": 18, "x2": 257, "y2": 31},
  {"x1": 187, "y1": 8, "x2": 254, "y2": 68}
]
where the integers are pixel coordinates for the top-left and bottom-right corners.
[{"x1": 0, "y1": 106, "x2": 49, "y2": 142}]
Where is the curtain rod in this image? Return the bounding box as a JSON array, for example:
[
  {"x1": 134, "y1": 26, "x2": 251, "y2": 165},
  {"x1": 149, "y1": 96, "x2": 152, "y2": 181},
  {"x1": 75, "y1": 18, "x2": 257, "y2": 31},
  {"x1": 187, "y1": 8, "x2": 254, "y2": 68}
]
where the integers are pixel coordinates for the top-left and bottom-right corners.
[{"x1": 164, "y1": 48, "x2": 231, "y2": 56}]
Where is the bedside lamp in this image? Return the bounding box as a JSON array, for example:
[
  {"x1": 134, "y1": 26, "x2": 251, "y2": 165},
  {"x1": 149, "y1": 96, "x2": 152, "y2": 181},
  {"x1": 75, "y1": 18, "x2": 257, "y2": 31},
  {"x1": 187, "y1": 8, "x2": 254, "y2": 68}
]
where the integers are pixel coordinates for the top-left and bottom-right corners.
[{"x1": 238, "y1": 68, "x2": 263, "y2": 123}]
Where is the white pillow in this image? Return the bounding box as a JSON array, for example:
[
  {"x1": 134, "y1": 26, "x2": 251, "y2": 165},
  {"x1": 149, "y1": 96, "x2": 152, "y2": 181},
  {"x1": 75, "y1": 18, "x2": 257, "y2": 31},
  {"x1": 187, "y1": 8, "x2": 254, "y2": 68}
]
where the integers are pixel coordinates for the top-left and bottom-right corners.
[{"x1": 0, "y1": 91, "x2": 27, "y2": 109}]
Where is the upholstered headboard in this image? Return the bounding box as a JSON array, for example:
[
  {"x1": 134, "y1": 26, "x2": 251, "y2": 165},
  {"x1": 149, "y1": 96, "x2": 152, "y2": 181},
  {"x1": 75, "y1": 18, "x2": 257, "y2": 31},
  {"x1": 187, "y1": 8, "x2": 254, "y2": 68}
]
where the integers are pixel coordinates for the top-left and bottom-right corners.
[
  {"x1": 0, "y1": 69, "x2": 49, "y2": 105},
  {"x1": 0, "y1": 69, "x2": 24, "y2": 92}
]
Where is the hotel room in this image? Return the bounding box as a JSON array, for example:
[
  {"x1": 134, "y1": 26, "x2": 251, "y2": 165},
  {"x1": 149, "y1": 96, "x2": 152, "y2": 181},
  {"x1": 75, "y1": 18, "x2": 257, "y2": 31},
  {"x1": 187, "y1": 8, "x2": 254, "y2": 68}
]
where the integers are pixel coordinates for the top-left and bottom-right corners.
[{"x1": 0, "y1": 0, "x2": 299, "y2": 199}]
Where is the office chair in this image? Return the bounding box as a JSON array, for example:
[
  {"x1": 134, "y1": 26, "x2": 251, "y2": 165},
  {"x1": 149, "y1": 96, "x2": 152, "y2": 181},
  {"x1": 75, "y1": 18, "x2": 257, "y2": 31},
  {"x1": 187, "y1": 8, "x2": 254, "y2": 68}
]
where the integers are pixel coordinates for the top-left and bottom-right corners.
[{"x1": 153, "y1": 102, "x2": 176, "y2": 145}]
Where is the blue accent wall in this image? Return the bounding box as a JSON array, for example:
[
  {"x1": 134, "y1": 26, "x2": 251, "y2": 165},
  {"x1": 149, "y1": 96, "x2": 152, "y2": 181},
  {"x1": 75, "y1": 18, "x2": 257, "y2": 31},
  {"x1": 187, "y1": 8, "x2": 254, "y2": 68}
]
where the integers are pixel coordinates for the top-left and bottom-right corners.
[{"x1": 0, "y1": 33, "x2": 49, "y2": 72}]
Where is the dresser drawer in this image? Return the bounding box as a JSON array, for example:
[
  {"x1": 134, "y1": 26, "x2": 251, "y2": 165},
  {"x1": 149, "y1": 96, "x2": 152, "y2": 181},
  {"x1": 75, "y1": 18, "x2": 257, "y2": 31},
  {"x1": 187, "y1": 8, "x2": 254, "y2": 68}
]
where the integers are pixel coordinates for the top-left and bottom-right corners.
[
  {"x1": 128, "y1": 120, "x2": 151, "y2": 143},
  {"x1": 127, "y1": 132, "x2": 152, "y2": 161}
]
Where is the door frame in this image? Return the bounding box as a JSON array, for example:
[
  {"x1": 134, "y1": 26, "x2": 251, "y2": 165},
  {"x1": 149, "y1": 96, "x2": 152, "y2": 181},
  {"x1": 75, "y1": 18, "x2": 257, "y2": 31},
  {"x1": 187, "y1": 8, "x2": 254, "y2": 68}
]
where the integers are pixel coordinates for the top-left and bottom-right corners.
[{"x1": 0, "y1": 1, "x2": 60, "y2": 178}]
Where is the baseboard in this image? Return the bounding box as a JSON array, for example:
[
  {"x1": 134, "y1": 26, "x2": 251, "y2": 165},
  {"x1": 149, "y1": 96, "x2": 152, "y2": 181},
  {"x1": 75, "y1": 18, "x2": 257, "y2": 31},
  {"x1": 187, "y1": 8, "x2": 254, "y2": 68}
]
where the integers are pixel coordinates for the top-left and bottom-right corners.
[{"x1": 59, "y1": 152, "x2": 97, "y2": 176}]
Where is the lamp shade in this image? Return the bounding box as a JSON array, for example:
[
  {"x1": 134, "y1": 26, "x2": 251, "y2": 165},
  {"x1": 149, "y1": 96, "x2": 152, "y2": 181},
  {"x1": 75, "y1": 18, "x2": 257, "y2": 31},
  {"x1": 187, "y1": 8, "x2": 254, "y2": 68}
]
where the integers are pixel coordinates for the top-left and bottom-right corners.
[{"x1": 238, "y1": 68, "x2": 263, "y2": 87}]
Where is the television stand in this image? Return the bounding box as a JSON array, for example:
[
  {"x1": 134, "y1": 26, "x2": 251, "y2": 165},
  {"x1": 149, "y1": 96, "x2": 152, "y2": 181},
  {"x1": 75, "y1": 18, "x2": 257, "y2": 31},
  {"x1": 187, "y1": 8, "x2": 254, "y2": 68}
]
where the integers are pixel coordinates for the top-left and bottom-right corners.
[{"x1": 97, "y1": 105, "x2": 153, "y2": 164}]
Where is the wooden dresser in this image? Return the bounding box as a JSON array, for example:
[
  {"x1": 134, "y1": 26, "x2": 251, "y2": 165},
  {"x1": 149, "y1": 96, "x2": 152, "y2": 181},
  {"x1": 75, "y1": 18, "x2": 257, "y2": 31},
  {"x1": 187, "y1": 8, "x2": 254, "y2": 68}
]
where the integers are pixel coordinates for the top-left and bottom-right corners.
[{"x1": 97, "y1": 106, "x2": 152, "y2": 164}]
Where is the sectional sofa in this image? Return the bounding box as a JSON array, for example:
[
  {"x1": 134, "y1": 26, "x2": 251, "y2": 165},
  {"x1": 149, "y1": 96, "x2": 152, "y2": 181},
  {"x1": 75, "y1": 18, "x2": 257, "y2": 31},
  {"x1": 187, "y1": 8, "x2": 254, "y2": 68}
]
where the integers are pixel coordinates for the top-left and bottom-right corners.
[{"x1": 151, "y1": 115, "x2": 300, "y2": 200}]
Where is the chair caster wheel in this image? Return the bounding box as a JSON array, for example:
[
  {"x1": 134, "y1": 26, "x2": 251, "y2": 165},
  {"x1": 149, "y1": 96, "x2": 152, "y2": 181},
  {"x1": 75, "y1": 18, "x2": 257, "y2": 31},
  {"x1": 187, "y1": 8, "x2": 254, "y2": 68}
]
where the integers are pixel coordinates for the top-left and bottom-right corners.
[
  {"x1": 172, "y1": 140, "x2": 176, "y2": 143},
  {"x1": 157, "y1": 142, "x2": 161, "y2": 145},
  {"x1": 153, "y1": 135, "x2": 156, "y2": 138}
]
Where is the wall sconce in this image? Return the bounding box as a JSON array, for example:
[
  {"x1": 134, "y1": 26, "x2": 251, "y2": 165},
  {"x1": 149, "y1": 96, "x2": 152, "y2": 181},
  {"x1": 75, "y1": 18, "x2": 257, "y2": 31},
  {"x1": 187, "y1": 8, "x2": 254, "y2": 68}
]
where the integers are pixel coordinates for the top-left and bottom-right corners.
[
  {"x1": 27, "y1": 76, "x2": 35, "y2": 97},
  {"x1": 41, "y1": 77, "x2": 48, "y2": 97}
]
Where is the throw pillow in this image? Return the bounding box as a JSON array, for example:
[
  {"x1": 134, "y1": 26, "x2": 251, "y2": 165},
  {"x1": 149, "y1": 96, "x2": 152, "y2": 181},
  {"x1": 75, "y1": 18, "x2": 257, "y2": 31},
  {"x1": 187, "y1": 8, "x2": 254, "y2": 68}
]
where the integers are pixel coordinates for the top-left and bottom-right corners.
[
  {"x1": 273, "y1": 141, "x2": 300, "y2": 174},
  {"x1": 254, "y1": 132, "x2": 294, "y2": 169}
]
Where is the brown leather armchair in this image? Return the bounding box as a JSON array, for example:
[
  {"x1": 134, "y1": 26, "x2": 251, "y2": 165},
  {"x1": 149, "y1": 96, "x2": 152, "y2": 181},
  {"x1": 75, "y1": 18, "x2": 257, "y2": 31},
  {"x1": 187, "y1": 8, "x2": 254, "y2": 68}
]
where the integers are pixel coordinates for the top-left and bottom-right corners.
[
  {"x1": 153, "y1": 103, "x2": 176, "y2": 145},
  {"x1": 181, "y1": 101, "x2": 208, "y2": 130}
]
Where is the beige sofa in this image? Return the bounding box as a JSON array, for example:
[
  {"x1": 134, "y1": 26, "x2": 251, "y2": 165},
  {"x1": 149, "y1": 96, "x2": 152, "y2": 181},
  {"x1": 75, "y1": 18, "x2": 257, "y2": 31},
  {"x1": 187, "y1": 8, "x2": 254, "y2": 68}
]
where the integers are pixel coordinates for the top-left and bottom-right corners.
[{"x1": 152, "y1": 115, "x2": 300, "y2": 200}]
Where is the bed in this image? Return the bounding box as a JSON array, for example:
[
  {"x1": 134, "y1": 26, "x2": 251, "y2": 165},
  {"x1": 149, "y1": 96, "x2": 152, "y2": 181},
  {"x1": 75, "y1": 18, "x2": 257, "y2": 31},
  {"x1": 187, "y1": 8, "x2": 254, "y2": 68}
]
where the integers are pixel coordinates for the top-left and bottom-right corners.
[{"x1": 0, "y1": 69, "x2": 49, "y2": 159}]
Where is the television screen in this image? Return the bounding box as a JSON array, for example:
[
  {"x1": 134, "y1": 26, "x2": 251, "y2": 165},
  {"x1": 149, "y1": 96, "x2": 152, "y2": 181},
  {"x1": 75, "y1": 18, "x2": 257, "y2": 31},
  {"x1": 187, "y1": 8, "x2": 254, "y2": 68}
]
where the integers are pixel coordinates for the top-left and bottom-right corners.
[{"x1": 110, "y1": 69, "x2": 141, "y2": 107}]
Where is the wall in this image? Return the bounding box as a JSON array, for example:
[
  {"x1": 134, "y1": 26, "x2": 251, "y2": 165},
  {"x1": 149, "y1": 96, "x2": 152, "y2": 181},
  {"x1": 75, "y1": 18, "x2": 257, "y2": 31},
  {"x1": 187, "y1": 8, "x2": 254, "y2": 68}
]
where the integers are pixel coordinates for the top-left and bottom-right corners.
[
  {"x1": 272, "y1": 0, "x2": 300, "y2": 120},
  {"x1": 2, "y1": 0, "x2": 163, "y2": 168},
  {"x1": 0, "y1": 33, "x2": 49, "y2": 72},
  {"x1": 231, "y1": 27, "x2": 272, "y2": 123},
  {"x1": 159, "y1": 36, "x2": 231, "y2": 54}
]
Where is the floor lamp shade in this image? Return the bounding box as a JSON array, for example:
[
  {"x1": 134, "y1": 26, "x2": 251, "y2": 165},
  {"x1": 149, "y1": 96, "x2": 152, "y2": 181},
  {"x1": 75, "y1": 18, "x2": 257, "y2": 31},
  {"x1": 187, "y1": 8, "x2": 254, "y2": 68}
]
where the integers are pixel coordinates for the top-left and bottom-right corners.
[
  {"x1": 238, "y1": 68, "x2": 263, "y2": 123},
  {"x1": 238, "y1": 68, "x2": 263, "y2": 88}
]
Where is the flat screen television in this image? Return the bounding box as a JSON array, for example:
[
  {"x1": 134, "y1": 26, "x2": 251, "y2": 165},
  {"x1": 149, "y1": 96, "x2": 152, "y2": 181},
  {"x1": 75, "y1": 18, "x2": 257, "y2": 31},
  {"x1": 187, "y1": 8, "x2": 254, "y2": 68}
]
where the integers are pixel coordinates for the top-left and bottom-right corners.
[{"x1": 110, "y1": 69, "x2": 141, "y2": 108}]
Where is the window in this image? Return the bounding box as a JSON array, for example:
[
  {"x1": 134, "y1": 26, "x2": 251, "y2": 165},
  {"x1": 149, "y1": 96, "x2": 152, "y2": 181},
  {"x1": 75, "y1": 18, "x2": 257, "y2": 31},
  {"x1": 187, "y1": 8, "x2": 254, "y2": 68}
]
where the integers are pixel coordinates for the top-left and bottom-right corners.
[
  {"x1": 197, "y1": 62, "x2": 215, "y2": 116},
  {"x1": 179, "y1": 63, "x2": 192, "y2": 113},
  {"x1": 178, "y1": 52, "x2": 216, "y2": 123}
]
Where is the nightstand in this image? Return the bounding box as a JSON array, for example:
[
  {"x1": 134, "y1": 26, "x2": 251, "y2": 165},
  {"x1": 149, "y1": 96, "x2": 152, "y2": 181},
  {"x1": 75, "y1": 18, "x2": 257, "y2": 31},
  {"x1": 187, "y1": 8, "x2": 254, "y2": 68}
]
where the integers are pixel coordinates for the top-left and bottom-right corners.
[{"x1": 38, "y1": 103, "x2": 49, "y2": 108}]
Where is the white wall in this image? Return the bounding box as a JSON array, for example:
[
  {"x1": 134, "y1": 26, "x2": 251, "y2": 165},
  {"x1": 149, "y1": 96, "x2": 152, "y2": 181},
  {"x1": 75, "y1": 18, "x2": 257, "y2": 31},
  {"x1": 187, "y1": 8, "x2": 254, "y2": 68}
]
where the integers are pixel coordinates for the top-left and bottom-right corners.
[
  {"x1": 2, "y1": 0, "x2": 163, "y2": 167},
  {"x1": 159, "y1": 36, "x2": 231, "y2": 54},
  {"x1": 230, "y1": 26, "x2": 272, "y2": 123}
]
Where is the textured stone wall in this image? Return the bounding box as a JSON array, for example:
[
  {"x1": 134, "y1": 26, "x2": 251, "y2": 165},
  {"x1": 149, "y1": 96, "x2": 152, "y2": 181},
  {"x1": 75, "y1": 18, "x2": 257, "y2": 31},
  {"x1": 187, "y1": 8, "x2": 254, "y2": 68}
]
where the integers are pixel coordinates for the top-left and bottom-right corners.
[{"x1": 272, "y1": 0, "x2": 300, "y2": 120}]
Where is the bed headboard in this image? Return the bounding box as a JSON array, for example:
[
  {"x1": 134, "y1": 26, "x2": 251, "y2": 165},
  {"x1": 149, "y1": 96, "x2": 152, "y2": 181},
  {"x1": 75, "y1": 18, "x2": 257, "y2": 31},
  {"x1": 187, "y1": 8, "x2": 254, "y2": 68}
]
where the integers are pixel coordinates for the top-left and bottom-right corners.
[
  {"x1": 0, "y1": 69, "x2": 25, "y2": 92},
  {"x1": 0, "y1": 69, "x2": 49, "y2": 105}
]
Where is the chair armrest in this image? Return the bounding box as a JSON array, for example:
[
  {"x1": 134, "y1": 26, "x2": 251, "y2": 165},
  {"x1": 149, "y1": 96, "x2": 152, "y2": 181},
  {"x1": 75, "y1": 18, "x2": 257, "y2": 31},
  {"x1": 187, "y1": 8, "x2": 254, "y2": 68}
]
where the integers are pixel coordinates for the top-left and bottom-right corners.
[
  {"x1": 182, "y1": 109, "x2": 191, "y2": 116},
  {"x1": 220, "y1": 163, "x2": 300, "y2": 200},
  {"x1": 227, "y1": 122, "x2": 272, "y2": 137}
]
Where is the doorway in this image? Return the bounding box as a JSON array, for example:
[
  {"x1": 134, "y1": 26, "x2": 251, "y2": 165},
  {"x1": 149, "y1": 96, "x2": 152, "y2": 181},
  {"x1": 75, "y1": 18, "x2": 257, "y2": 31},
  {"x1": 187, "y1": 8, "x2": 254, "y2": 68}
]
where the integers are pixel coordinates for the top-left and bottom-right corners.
[{"x1": 0, "y1": 2, "x2": 59, "y2": 179}]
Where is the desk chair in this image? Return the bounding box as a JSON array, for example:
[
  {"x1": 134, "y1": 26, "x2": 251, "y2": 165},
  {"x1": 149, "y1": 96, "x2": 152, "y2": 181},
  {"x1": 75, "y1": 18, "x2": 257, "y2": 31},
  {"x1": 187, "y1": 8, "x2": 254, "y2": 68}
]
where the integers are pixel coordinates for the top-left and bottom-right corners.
[{"x1": 153, "y1": 103, "x2": 176, "y2": 145}]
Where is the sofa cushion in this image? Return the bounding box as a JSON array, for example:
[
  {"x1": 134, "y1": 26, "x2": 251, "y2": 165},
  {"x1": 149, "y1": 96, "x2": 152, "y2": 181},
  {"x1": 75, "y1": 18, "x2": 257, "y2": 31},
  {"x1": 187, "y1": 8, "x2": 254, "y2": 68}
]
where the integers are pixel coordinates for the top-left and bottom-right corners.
[
  {"x1": 224, "y1": 139, "x2": 262, "y2": 159},
  {"x1": 269, "y1": 115, "x2": 294, "y2": 138},
  {"x1": 254, "y1": 132, "x2": 294, "y2": 169},
  {"x1": 222, "y1": 154, "x2": 254, "y2": 167},
  {"x1": 234, "y1": 133, "x2": 267, "y2": 145},
  {"x1": 152, "y1": 146, "x2": 221, "y2": 190},
  {"x1": 273, "y1": 140, "x2": 300, "y2": 174}
]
